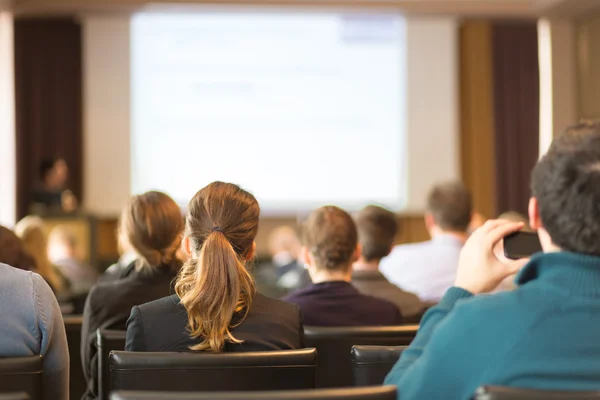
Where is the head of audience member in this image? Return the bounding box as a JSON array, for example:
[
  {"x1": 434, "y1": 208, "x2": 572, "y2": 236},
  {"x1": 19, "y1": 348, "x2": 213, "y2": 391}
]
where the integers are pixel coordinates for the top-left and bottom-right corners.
[
  {"x1": 39, "y1": 158, "x2": 69, "y2": 190},
  {"x1": 175, "y1": 182, "x2": 259, "y2": 352},
  {"x1": 0, "y1": 226, "x2": 36, "y2": 271},
  {"x1": 301, "y1": 206, "x2": 360, "y2": 284},
  {"x1": 529, "y1": 121, "x2": 600, "y2": 255},
  {"x1": 425, "y1": 181, "x2": 473, "y2": 241},
  {"x1": 118, "y1": 191, "x2": 184, "y2": 272},
  {"x1": 354, "y1": 205, "x2": 399, "y2": 270},
  {"x1": 14, "y1": 216, "x2": 65, "y2": 292},
  {"x1": 268, "y1": 226, "x2": 301, "y2": 267},
  {"x1": 498, "y1": 211, "x2": 531, "y2": 231},
  {"x1": 47, "y1": 226, "x2": 82, "y2": 262}
]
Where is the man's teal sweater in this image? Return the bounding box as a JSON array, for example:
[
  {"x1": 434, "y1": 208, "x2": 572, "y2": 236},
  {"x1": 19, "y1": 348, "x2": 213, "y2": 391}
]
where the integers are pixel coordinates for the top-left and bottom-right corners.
[{"x1": 385, "y1": 251, "x2": 600, "y2": 400}]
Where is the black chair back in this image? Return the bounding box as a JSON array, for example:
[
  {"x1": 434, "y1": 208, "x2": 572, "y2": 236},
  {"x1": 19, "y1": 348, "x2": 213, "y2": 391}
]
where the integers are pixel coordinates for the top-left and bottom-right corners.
[
  {"x1": 97, "y1": 330, "x2": 127, "y2": 400},
  {"x1": 351, "y1": 345, "x2": 406, "y2": 386},
  {"x1": 304, "y1": 325, "x2": 417, "y2": 388},
  {"x1": 0, "y1": 394, "x2": 30, "y2": 400},
  {"x1": 110, "y1": 386, "x2": 397, "y2": 400},
  {"x1": 0, "y1": 356, "x2": 42, "y2": 400},
  {"x1": 474, "y1": 386, "x2": 600, "y2": 399},
  {"x1": 64, "y1": 314, "x2": 87, "y2": 400},
  {"x1": 109, "y1": 348, "x2": 317, "y2": 393}
]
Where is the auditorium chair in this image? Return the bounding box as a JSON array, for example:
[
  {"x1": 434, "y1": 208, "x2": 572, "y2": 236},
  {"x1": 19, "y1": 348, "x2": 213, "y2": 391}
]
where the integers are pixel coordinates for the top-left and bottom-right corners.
[
  {"x1": 109, "y1": 349, "x2": 317, "y2": 393},
  {"x1": 64, "y1": 315, "x2": 87, "y2": 400},
  {"x1": 473, "y1": 386, "x2": 600, "y2": 399},
  {"x1": 304, "y1": 325, "x2": 418, "y2": 388},
  {"x1": 97, "y1": 330, "x2": 127, "y2": 400},
  {"x1": 110, "y1": 386, "x2": 397, "y2": 400},
  {"x1": 0, "y1": 394, "x2": 30, "y2": 400},
  {"x1": 350, "y1": 345, "x2": 406, "y2": 386},
  {"x1": 0, "y1": 356, "x2": 42, "y2": 400}
]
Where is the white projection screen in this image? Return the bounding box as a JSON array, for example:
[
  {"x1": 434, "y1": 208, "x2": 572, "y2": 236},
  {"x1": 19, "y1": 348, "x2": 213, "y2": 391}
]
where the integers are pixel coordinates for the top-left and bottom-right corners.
[{"x1": 131, "y1": 10, "x2": 407, "y2": 213}]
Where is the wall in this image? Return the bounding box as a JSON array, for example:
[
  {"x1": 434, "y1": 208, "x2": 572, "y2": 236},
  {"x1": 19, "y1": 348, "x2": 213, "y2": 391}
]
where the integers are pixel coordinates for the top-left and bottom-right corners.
[
  {"x1": 82, "y1": 15, "x2": 131, "y2": 217},
  {"x1": 0, "y1": 12, "x2": 15, "y2": 226},
  {"x1": 577, "y1": 13, "x2": 600, "y2": 119}
]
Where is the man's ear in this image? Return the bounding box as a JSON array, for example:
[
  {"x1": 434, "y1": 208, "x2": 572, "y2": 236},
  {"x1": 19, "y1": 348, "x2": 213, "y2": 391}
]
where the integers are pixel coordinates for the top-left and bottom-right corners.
[
  {"x1": 528, "y1": 197, "x2": 542, "y2": 231},
  {"x1": 424, "y1": 213, "x2": 435, "y2": 231},
  {"x1": 299, "y1": 246, "x2": 311, "y2": 267},
  {"x1": 352, "y1": 244, "x2": 362, "y2": 263},
  {"x1": 245, "y1": 242, "x2": 257, "y2": 261}
]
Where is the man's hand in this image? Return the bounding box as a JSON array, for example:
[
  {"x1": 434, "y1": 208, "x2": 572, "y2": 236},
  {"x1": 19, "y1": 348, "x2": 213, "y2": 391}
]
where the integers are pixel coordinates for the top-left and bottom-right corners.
[{"x1": 455, "y1": 220, "x2": 530, "y2": 295}]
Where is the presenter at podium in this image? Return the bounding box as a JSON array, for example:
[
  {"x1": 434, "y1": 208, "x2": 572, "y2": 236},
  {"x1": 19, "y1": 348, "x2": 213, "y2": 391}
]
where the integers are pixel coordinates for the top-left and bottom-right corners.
[{"x1": 30, "y1": 158, "x2": 78, "y2": 215}]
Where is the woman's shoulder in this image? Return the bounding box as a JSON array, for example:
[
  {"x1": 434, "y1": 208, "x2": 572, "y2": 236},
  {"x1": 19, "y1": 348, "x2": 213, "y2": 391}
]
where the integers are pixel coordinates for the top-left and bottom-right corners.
[
  {"x1": 136, "y1": 294, "x2": 184, "y2": 319},
  {"x1": 252, "y1": 293, "x2": 301, "y2": 318}
]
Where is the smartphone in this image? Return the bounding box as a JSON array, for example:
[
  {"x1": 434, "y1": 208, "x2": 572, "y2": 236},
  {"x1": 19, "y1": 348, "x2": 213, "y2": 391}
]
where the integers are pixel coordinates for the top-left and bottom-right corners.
[{"x1": 503, "y1": 231, "x2": 542, "y2": 260}]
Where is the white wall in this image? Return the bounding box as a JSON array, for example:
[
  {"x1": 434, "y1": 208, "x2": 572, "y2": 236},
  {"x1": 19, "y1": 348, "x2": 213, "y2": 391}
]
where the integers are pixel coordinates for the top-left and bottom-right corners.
[
  {"x1": 82, "y1": 12, "x2": 460, "y2": 215},
  {"x1": 0, "y1": 12, "x2": 16, "y2": 227},
  {"x1": 404, "y1": 16, "x2": 460, "y2": 211},
  {"x1": 82, "y1": 15, "x2": 131, "y2": 216}
]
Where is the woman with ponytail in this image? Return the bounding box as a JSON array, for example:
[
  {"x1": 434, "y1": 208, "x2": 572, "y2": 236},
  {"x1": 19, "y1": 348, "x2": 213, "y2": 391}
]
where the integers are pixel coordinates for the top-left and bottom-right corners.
[
  {"x1": 82, "y1": 191, "x2": 184, "y2": 400},
  {"x1": 125, "y1": 182, "x2": 303, "y2": 353}
]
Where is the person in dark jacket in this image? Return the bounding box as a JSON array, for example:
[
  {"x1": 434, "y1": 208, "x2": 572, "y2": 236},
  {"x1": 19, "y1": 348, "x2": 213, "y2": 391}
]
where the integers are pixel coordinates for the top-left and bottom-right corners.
[
  {"x1": 352, "y1": 205, "x2": 424, "y2": 322},
  {"x1": 126, "y1": 182, "x2": 303, "y2": 353},
  {"x1": 81, "y1": 191, "x2": 184, "y2": 400},
  {"x1": 283, "y1": 206, "x2": 402, "y2": 327}
]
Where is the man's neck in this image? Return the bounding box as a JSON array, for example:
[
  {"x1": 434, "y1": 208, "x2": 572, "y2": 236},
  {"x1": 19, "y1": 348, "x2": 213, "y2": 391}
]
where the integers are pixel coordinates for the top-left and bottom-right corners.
[
  {"x1": 429, "y1": 227, "x2": 468, "y2": 242},
  {"x1": 353, "y1": 258, "x2": 380, "y2": 271},
  {"x1": 311, "y1": 268, "x2": 352, "y2": 284}
]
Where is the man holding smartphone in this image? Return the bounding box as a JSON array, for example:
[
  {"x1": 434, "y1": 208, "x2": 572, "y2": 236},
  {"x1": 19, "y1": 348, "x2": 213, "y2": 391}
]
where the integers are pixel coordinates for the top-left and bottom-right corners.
[{"x1": 385, "y1": 121, "x2": 600, "y2": 399}]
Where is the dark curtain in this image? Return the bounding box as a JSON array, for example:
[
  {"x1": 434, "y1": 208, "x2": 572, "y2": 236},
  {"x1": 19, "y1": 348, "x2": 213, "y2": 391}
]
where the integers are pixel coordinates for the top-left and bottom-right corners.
[
  {"x1": 492, "y1": 21, "x2": 540, "y2": 216},
  {"x1": 14, "y1": 17, "x2": 83, "y2": 219}
]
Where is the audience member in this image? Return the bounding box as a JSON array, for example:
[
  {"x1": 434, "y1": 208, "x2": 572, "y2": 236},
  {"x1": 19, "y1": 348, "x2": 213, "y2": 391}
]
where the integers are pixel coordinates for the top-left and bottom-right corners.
[
  {"x1": 15, "y1": 216, "x2": 69, "y2": 295},
  {"x1": 0, "y1": 226, "x2": 36, "y2": 271},
  {"x1": 352, "y1": 205, "x2": 423, "y2": 321},
  {"x1": 284, "y1": 206, "x2": 402, "y2": 326},
  {"x1": 380, "y1": 181, "x2": 473, "y2": 302},
  {"x1": 81, "y1": 191, "x2": 184, "y2": 400},
  {"x1": 125, "y1": 182, "x2": 303, "y2": 352},
  {"x1": 0, "y1": 262, "x2": 69, "y2": 400},
  {"x1": 255, "y1": 226, "x2": 311, "y2": 297},
  {"x1": 48, "y1": 225, "x2": 98, "y2": 294},
  {"x1": 30, "y1": 157, "x2": 78, "y2": 214},
  {"x1": 385, "y1": 121, "x2": 600, "y2": 399}
]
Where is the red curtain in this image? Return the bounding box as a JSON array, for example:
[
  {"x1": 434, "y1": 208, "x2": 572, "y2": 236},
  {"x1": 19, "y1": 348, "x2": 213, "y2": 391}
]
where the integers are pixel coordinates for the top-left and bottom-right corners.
[
  {"x1": 492, "y1": 21, "x2": 540, "y2": 216},
  {"x1": 14, "y1": 17, "x2": 83, "y2": 219}
]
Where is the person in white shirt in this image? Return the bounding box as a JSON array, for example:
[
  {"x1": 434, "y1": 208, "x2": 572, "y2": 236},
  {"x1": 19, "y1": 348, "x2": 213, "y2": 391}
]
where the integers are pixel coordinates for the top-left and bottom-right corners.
[{"x1": 380, "y1": 181, "x2": 473, "y2": 302}]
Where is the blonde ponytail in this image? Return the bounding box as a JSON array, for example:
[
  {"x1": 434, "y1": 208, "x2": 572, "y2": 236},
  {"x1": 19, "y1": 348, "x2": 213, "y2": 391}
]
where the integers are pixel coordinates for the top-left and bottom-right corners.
[{"x1": 175, "y1": 182, "x2": 260, "y2": 352}]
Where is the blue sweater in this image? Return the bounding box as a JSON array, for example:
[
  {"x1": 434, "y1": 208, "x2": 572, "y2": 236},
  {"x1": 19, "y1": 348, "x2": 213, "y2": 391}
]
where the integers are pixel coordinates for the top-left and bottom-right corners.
[
  {"x1": 385, "y1": 251, "x2": 600, "y2": 400},
  {"x1": 0, "y1": 263, "x2": 69, "y2": 399}
]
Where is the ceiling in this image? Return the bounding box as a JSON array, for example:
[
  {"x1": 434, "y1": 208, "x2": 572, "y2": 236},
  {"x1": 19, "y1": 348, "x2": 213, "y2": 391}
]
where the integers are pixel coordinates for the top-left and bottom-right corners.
[{"x1": 5, "y1": 0, "x2": 600, "y2": 17}]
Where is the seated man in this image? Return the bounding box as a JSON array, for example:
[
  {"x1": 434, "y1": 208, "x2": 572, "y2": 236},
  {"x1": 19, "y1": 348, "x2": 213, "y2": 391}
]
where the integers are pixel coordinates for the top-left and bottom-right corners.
[
  {"x1": 283, "y1": 206, "x2": 402, "y2": 326},
  {"x1": 380, "y1": 181, "x2": 473, "y2": 302},
  {"x1": 385, "y1": 121, "x2": 600, "y2": 399},
  {"x1": 352, "y1": 205, "x2": 424, "y2": 321}
]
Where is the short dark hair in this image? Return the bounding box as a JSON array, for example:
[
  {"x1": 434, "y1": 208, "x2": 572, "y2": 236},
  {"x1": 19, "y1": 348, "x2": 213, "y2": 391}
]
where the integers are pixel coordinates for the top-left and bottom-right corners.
[
  {"x1": 0, "y1": 226, "x2": 36, "y2": 271},
  {"x1": 426, "y1": 181, "x2": 473, "y2": 232},
  {"x1": 531, "y1": 121, "x2": 600, "y2": 255},
  {"x1": 302, "y1": 206, "x2": 357, "y2": 271},
  {"x1": 356, "y1": 205, "x2": 399, "y2": 262},
  {"x1": 39, "y1": 158, "x2": 57, "y2": 181}
]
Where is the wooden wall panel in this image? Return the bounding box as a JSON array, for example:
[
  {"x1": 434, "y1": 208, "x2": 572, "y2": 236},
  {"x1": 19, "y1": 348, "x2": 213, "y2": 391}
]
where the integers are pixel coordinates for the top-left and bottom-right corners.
[{"x1": 459, "y1": 21, "x2": 497, "y2": 219}]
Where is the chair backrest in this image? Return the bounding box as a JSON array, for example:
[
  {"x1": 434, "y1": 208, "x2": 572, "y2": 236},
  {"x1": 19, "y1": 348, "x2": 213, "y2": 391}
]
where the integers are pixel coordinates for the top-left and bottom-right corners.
[
  {"x1": 304, "y1": 325, "x2": 417, "y2": 388},
  {"x1": 474, "y1": 386, "x2": 600, "y2": 400},
  {"x1": 97, "y1": 330, "x2": 127, "y2": 400},
  {"x1": 110, "y1": 385, "x2": 397, "y2": 400},
  {"x1": 64, "y1": 314, "x2": 86, "y2": 400},
  {"x1": 351, "y1": 345, "x2": 406, "y2": 387},
  {"x1": 109, "y1": 348, "x2": 317, "y2": 393},
  {"x1": 0, "y1": 394, "x2": 30, "y2": 400},
  {"x1": 0, "y1": 356, "x2": 42, "y2": 400}
]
